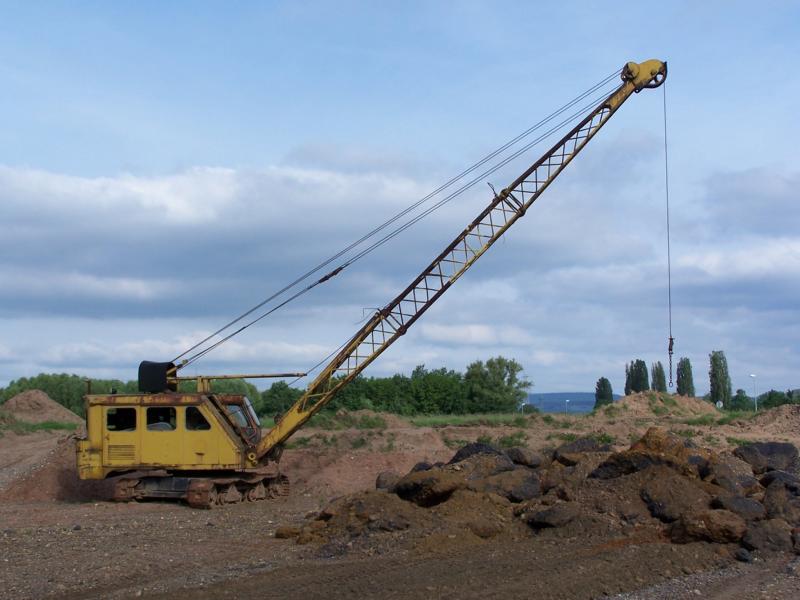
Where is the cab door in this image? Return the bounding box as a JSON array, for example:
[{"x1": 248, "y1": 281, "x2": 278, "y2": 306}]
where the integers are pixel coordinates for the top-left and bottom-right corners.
[
  {"x1": 140, "y1": 406, "x2": 181, "y2": 466},
  {"x1": 103, "y1": 406, "x2": 140, "y2": 466},
  {"x1": 182, "y1": 405, "x2": 219, "y2": 466}
]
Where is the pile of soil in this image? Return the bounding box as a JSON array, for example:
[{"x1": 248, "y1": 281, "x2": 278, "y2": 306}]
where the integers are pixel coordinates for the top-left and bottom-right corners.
[
  {"x1": 2, "y1": 390, "x2": 83, "y2": 424},
  {"x1": 281, "y1": 429, "x2": 800, "y2": 561},
  {"x1": 749, "y1": 405, "x2": 800, "y2": 437},
  {"x1": 604, "y1": 392, "x2": 719, "y2": 418},
  {"x1": 0, "y1": 436, "x2": 114, "y2": 503}
]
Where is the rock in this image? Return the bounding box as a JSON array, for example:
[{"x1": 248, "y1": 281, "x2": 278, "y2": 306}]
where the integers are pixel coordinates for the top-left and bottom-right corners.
[
  {"x1": 793, "y1": 528, "x2": 800, "y2": 554},
  {"x1": 763, "y1": 480, "x2": 800, "y2": 526},
  {"x1": 759, "y1": 470, "x2": 800, "y2": 490},
  {"x1": 590, "y1": 427, "x2": 715, "y2": 480},
  {"x1": 395, "y1": 453, "x2": 514, "y2": 507},
  {"x1": 670, "y1": 509, "x2": 746, "y2": 544},
  {"x1": 466, "y1": 517, "x2": 503, "y2": 539},
  {"x1": 460, "y1": 453, "x2": 516, "y2": 480},
  {"x1": 742, "y1": 518, "x2": 794, "y2": 553},
  {"x1": 526, "y1": 502, "x2": 581, "y2": 529},
  {"x1": 733, "y1": 442, "x2": 799, "y2": 475},
  {"x1": 375, "y1": 470, "x2": 400, "y2": 492},
  {"x1": 505, "y1": 447, "x2": 544, "y2": 468},
  {"x1": 394, "y1": 470, "x2": 463, "y2": 507},
  {"x1": 734, "y1": 547, "x2": 753, "y2": 562},
  {"x1": 469, "y1": 469, "x2": 541, "y2": 503},
  {"x1": 448, "y1": 442, "x2": 504, "y2": 464},
  {"x1": 274, "y1": 525, "x2": 301, "y2": 539},
  {"x1": 711, "y1": 495, "x2": 766, "y2": 521},
  {"x1": 410, "y1": 461, "x2": 433, "y2": 473},
  {"x1": 554, "y1": 437, "x2": 612, "y2": 467},
  {"x1": 640, "y1": 467, "x2": 712, "y2": 523},
  {"x1": 707, "y1": 453, "x2": 761, "y2": 496}
]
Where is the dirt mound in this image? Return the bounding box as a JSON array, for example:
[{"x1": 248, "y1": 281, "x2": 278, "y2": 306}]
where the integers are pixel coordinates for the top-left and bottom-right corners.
[
  {"x1": 347, "y1": 409, "x2": 410, "y2": 429},
  {"x1": 749, "y1": 404, "x2": 800, "y2": 437},
  {"x1": 281, "y1": 428, "x2": 800, "y2": 560},
  {"x1": 606, "y1": 392, "x2": 719, "y2": 418},
  {"x1": 0, "y1": 435, "x2": 114, "y2": 503},
  {"x1": 3, "y1": 390, "x2": 83, "y2": 424}
]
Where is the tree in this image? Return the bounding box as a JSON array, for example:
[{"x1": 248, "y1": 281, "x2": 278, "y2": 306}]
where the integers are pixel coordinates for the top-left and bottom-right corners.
[
  {"x1": 594, "y1": 377, "x2": 614, "y2": 409},
  {"x1": 676, "y1": 357, "x2": 695, "y2": 397},
  {"x1": 260, "y1": 381, "x2": 304, "y2": 418},
  {"x1": 624, "y1": 364, "x2": 632, "y2": 396},
  {"x1": 759, "y1": 389, "x2": 789, "y2": 410},
  {"x1": 651, "y1": 361, "x2": 667, "y2": 393},
  {"x1": 625, "y1": 359, "x2": 649, "y2": 394},
  {"x1": 464, "y1": 356, "x2": 531, "y2": 412},
  {"x1": 730, "y1": 388, "x2": 753, "y2": 411},
  {"x1": 708, "y1": 350, "x2": 732, "y2": 408}
]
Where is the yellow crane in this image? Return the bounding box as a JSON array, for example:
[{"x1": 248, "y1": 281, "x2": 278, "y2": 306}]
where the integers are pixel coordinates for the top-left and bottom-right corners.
[{"x1": 76, "y1": 59, "x2": 667, "y2": 507}]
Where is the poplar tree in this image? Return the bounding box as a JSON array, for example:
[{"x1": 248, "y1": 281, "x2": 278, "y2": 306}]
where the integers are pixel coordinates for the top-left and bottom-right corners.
[
  {"x1": 594, "y1": 377, "x2": 614, "y2": 409},
  {"x1": 651, "y1": 361, "x2": 667, "y2": 393},
  {"x1": 676, "y1": 357, "x2": 695, "y2": 396},
  {"x1": 709, "y1": 350, "x2": 732, "y2": 408}
]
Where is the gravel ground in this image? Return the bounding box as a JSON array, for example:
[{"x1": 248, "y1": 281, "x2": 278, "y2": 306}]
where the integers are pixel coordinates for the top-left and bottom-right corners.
[{"x1": 611, "y1": 555, "x2": 800, "y2": 600}]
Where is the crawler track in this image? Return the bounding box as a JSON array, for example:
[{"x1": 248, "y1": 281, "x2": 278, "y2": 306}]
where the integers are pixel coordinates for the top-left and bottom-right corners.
[{"x1": 112, "y1": 473, "x2": 290, "y2": 508}]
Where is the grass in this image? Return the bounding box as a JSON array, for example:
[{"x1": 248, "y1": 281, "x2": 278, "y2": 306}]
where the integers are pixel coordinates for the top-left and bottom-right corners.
[
  {"x1": 680, "y1": 410, "x2": 755, "y2": 428},
  {"x1": 409, "y1": 413, "x2": 531, "y2": 428},
  {"x1": 442, "y1": 437, "x2": 469, "y2": 449},
  {"x1": 594, "y1": 432, "x2": 616, "y2": 445},
  {"x1": 350, "y1": 436, "x2": 368, "y2": 449},
  {"x1": 671, "y1": 428, "x2": 697, "y2": 438},
  {"x1": 716, "y1": 411, "x2": 755, "y2": 426},
  {"x1": 725, "y1": 436, "x2": 750, "y2": 447},
  {"x1": 380, "y1": 433, "x2": 397, "y2": 452},
  {"x1": 682, "y1": 414, "x2": 715, "y2": 427},
  {"x1": 285, "y1": 436, "x2": 312, "y2": 449},
  {"x1": 546, "y1": 432, "x2": 578, "y2": 442},
  {"x1": 496, "y1": 431, "x2": 526, "y2": 448}
]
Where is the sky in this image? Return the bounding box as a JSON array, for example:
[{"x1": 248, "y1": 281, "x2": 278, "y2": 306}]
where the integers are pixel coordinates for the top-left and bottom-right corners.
[{"x1": 1, "y1": 1, "x2": 799, "y2": 397}]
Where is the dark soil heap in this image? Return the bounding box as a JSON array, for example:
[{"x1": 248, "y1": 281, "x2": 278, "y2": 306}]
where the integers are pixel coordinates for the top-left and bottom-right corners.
[{"x1": 281, "y1": 428, "x2": 800, "y2": 560}]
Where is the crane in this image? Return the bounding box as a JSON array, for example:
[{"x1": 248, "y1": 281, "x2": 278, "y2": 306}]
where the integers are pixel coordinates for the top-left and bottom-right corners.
[{"x1": 76, "y1": 59, "x2": 667, "y2": 507}]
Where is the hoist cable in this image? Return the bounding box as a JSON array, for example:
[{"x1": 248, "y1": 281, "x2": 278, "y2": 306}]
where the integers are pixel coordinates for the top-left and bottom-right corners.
[
  {"x1": 176, "y1": 71, "x2": 623, "y2": 368},
  {"x1": 662, "y1": 81, "x2": 675, "y2": 387}
]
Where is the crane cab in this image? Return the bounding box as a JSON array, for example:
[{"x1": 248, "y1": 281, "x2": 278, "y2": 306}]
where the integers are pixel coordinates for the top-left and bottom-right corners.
[{"x1": 76, "y1": 392, "x2": 262, "y2": 480}]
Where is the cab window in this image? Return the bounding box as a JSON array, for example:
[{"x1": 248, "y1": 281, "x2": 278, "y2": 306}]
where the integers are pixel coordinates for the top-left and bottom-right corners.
[
  {"x1": 146, "y1": 407, "x2": 176, "y2": 431},
  {"x1": 107, "y1": 407, "x2": 136, "y2": 431},
  {"x1": 226, "y1": 404, "x2": 249, "y2": 428},
  {"x1": 186, "y1": 406, "x2": 211, "y2": 431}
]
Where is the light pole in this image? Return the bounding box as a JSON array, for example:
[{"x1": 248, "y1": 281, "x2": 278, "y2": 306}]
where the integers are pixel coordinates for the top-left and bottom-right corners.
[
  {"x1": 565, "y1": 398, "x2": 570, "y2": 416},
  {"x1": 749, "y1": 374, "x2": 757, "y2": 412}
]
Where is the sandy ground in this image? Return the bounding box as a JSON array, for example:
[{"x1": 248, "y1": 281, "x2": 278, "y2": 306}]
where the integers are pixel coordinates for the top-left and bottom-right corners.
[{"x1": 1, "y1": 392, "x2": 799, "y2": 599}]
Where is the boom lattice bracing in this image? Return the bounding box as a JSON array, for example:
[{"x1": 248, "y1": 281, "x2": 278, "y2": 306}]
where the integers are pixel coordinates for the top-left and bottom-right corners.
[{"x1": 256, "y1": 59, "x2": 666, "y2": 461}]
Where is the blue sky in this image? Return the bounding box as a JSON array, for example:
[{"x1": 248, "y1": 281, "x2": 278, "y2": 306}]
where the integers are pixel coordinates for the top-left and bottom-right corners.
[{"x1": 1, "y1": 1, "x2": 798, "y2": 397}]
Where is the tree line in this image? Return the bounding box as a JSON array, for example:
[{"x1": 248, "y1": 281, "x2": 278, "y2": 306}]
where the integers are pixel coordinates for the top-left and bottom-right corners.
[
  {"x1": 593, "y1": 350, "x2": 799, "y2": 411},
  {"x1": 0, "y1": 356, "x2": 532, "y2": 418}
]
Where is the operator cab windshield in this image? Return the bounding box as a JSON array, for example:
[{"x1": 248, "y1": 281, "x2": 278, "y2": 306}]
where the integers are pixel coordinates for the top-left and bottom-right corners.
[{"x1": 225, "y1": 398, "x2": 261, "y2": 443}]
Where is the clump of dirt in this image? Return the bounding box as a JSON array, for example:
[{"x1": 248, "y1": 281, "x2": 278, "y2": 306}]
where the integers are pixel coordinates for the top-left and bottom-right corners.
[
  {"x1": 0, "y1": 435, "x2": 114, "y2": 503},
  {"x1": 2, "y1": 390, "x2": 83, "y2": 424},
  {"x1": 281, "y1": 428, "x2": 800, "y2": 561}
]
